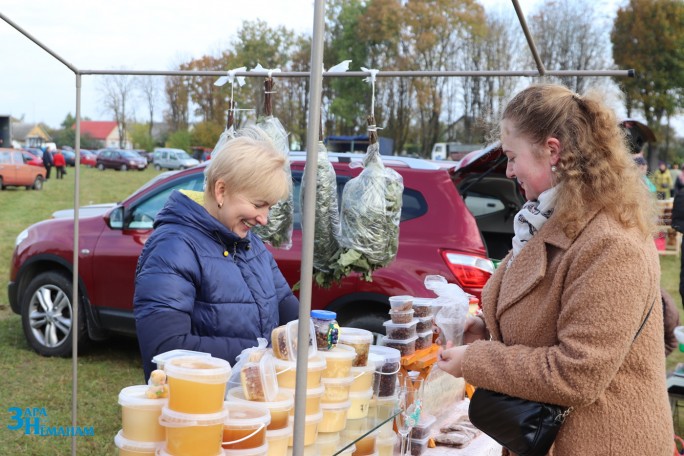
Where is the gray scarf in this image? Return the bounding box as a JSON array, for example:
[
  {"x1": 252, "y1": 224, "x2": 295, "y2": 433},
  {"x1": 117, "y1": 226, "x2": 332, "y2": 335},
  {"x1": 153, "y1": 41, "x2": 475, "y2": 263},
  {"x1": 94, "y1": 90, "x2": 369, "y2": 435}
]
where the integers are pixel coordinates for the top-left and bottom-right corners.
[{"x1": 509, "y1": 186, "x2": 558, "y2": 266}]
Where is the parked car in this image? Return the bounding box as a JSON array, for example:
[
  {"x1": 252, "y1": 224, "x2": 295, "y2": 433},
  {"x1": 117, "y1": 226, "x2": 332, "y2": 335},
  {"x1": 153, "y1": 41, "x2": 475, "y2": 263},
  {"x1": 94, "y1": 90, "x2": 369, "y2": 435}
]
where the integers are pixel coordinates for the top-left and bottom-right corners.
[
  {"x1": 0, "y1": 148, "x2": 46, "y2": 190},
  {"x1": 79, "y1": 149, "x2": 97, "y2": 167},
  {"x1": 96, "y1": 148, "x2": 148, "y2": 171},
  {"x1": 21, "y1": 150, "x2": 43, "y2": 167},
  {"x1": 60, "y1": 149, "x2": 77, "y2": 167},
  {"x1": 9, "y1": 148, "x2": 521, "y2": 356},
  {"x1": 153, "y1": 148, "x2": 200, "y2": 170}
]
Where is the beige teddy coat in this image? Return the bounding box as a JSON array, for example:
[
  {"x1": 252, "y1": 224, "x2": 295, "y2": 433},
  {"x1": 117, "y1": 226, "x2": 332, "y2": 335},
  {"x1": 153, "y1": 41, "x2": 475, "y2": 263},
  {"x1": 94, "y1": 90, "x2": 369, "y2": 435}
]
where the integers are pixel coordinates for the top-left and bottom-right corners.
[{"x1": 462, "y1": 208, "x2": 673, "y2": 455}]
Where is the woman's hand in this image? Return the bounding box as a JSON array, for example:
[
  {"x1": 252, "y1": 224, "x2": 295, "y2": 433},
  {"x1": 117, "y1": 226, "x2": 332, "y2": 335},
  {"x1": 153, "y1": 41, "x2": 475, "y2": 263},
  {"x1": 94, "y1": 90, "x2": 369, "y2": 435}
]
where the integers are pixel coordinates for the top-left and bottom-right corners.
[
  {"x1": 463, "y1": 315, "x2": 487, "y2": 344},
  {"x1": 437, "y1": 345, "x2": 468, "y2": 378}
]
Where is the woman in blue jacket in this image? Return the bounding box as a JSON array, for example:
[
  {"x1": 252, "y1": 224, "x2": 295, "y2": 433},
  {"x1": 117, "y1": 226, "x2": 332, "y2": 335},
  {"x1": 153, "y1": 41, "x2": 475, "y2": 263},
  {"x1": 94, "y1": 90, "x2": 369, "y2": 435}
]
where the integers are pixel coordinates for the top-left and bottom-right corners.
[{"x1": 134, "y1": 127, "x2": 299, "y2": 380}]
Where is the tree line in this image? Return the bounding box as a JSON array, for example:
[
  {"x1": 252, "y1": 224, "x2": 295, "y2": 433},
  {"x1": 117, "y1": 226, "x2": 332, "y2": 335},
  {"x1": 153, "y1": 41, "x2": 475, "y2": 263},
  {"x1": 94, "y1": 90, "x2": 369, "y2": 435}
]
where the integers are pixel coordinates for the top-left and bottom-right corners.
[{"x1": 61, "y1": 0, "x2": 684, "y2": 163}]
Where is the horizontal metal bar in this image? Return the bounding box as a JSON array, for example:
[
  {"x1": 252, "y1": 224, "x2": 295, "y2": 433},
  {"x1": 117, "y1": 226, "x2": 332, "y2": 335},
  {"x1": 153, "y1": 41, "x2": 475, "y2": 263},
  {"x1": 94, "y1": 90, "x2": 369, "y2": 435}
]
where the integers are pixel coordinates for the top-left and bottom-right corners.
[{"x1": 77, "y1": 69, "x2": 634, "y2": 78}]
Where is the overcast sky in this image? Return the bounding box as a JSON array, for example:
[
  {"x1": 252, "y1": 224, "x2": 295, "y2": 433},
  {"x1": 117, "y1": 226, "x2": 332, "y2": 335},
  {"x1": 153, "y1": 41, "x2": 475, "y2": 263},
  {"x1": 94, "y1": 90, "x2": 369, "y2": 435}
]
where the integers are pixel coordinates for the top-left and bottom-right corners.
[{"x1": 1, "y1": 0, "x2": 625, "y2": 130}]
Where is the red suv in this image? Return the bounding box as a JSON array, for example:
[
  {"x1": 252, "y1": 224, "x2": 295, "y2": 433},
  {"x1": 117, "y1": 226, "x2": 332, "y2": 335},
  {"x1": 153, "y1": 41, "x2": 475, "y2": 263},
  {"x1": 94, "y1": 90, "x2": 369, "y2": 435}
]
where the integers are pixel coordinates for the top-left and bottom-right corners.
[{"x1": 9, "y1": 147, "x2": 521, "y2": 356}]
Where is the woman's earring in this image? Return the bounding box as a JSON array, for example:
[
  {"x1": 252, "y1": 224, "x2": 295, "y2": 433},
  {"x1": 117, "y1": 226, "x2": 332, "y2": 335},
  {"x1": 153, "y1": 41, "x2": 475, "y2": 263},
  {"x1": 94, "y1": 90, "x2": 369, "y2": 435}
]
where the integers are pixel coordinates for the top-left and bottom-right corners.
[
  {"x1": 218, "y1": 202, "x2": 223, "y2": 209},
  {"x1": 551, "y1": 165, "x2": 557, "y2": 172}
]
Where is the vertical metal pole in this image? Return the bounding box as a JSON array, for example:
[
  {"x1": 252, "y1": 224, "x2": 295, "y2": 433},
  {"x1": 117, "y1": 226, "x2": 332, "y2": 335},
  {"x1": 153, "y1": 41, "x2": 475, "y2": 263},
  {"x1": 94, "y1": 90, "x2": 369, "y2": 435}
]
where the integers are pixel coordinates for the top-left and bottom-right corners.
[
  {"x1": 292, "y1": 0, "x2": 325, "y2": 454},
  {"x1": 71, "y1": 72, "x2": 81, "y2": 456}
]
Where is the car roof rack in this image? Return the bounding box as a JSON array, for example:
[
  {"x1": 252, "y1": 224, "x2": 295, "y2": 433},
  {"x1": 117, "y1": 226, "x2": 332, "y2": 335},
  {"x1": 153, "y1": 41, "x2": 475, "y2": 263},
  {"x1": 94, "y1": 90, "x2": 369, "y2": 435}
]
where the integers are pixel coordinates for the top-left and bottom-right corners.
[{"x1": 288, "y1": 150, "x2": 442, "y2": 170}]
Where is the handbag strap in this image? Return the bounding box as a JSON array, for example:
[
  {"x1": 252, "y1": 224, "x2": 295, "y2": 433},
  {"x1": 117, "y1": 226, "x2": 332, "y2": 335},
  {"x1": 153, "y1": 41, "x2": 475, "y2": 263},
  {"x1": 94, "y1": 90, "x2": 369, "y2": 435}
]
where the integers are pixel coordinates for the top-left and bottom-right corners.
[{"x1": 633, "y1": 296, "x2": 656, "y2": 342}]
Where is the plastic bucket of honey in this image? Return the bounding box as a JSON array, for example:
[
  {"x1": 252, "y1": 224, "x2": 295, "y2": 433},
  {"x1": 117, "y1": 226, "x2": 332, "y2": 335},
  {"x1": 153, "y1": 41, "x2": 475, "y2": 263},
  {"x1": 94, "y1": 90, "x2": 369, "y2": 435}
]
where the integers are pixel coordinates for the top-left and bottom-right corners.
[
  {"x1": 164, "y1": 356, "x2": 231, "y2": 414},
  {"x1": 118, "y1": 385, "x2": 167, "y2": 442},
  {"x1": 159, "y1": 405, "x2": 227, "y2": 456},
  {"x1": 114, "y1": 430, "x2": 162, "y2": 456},
  {"x1": 226, "y1": 387, "x2": 293, "y2": 431},
  {"x1": 221, "y1": 402, "x2": 271, "y2": 450}
]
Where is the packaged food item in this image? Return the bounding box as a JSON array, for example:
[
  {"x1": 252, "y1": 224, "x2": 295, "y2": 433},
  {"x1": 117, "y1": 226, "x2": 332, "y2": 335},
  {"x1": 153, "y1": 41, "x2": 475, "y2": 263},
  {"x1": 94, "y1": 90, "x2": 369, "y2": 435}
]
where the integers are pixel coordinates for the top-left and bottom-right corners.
[
  {"x1": 411, "y1": 413, "x2": 436, "y2": 440},
  {"x1": 415, "y1": 316, "x2": 433, "y2": 333},
  {"x1": 320, "y1": 344, "x2": 356, "y2": 378},
  {"x1": 369, "y1": 345, "x2": 401, "y2": 398},
  {"x1": 114, "y1": 430, "x2": 162, "y2": 456},
  {"x1": 388, "y1": 295, "x2": 413, "y2": 311},
  {"x1": 280, "y1": 384, "x2": 325, "y2": 415},
  {"x1": 240, "y1": 351, "x2": 278, "y2": 402},
  {"x1": 165, "y1": 356, "x2": 232, "y2": 414},
  {"x1": 389, "y1": 308, "x2": 414, "y2": 324},
  {"x1": 347, "y1": 388, "x2": 373, "y2": 419},
  {"x1": 409, "y1": 435, "x2": 430, "y2": 455},
  {"x1": 273, "y1": 353, "x2": 326, "y2": 389},
  {"x1": 350, "y1": 362, "x2": 376, "y2": 393},
  {"x1": 223, "y1": 443, "x2": 268, "y2": 456},
  {"x1": 159, "y1": 405, "x2": 227, "y2": 456},
  {"x1": 152, "y1": 349, "x2": 212, "y2": 371},
  {"x1": 319, "y1": 400, "x2": 351, "y2": 433},
  {"x1": 415, "y1": 330, "x2": 433, "y2": 350},
  {"x1": 342, "y1": 428, "x2": 378, "y2": 456},
  {"x1": 369, "y1": 395, "x2": 398, "y2": 436},
  {"x1": 316, "y1": 431, "x2": 341, "y2": 455},
  {"x1": 311, "y1": 310, "x2": 340, "y2": 351},
  {"x1": 412, "y1": 298, "x2": 433, "y2": 318},
  {"x1": 226, "y1": 387, "x2": 293, "y2": 431},
  {"x1": 287, "y1": 411, "x2": 323, "y2": 447},
  {"x1": 222, "y1": 402, "x2": 271, "y2": 450},
  {"x1": 321, "y1": 376, "x2": 354, "y2": 403},
  {"x1": 118, "y1": 385, "x2": 167, "y2": 442},
  {"x1": 382, "y1": 335, "x2": 417, "y2": 356},
  {"x1": 271, "y1": 319, "x2": 317, "y2": 361},
  {"x1": 338, "y1": 327, "x2": 373, "y2": 366},
  {"x1": 376, "y1": 432, "x2": 397, "y2": 456},
  {"x1": 382, "y1": 319, "x2": 418, "y2": 340},
  {"x1": 265, "y1": 424, "x2": 293, "y2": 456}
]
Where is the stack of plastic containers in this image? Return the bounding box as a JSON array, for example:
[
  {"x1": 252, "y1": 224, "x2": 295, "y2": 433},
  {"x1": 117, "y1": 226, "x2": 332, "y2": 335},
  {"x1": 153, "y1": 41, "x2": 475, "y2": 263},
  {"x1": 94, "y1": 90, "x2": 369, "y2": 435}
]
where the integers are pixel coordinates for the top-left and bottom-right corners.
[
  {"x1": 159, "y1": 356, "x2": 232, "y2": 456},
  {"x1": 339, "y1": 328, "x2": 375, "y2": 421},
  {"x1": 413, "y1": 298, "x2": 435, "y2": 350},
  {"x1": 221, "y1": 402, "x2": 271, "y2": 456},
  {"x1": 383, "y1": 296, "x2": 419, "y2": 356},
  {"x1": 409, "y1": 413, "x2": 437, "y2": 456},
  {"x1": 318, "y1": 343, "x2": 355, "y2": 435},
  {"x1": 115, "y1": 385, "x2": 167, "y2": 455}
]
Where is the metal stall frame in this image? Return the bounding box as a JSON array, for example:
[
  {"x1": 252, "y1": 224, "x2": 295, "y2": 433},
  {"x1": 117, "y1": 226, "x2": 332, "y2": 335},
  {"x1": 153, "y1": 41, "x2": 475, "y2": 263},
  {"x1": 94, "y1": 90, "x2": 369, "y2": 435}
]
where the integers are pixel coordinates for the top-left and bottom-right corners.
[{"x1": 0, "y1": 0, "x2": 633, "y2": 454}]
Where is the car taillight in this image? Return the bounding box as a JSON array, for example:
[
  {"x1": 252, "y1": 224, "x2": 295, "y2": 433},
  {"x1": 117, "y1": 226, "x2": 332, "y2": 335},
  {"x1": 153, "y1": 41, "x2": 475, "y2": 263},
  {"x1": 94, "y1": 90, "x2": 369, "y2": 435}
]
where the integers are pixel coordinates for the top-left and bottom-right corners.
[{"x1": 439, "y1": 250, "x2": 494, "y2": 291}]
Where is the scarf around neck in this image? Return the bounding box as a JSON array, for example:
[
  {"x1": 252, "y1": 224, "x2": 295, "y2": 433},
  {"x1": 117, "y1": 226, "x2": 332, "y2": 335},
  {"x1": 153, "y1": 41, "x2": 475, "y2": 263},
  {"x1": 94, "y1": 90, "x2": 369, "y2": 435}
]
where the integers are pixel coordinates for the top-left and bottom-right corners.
[{"x1": 509, "y1": 186, "x2": 558, "y2": 265}]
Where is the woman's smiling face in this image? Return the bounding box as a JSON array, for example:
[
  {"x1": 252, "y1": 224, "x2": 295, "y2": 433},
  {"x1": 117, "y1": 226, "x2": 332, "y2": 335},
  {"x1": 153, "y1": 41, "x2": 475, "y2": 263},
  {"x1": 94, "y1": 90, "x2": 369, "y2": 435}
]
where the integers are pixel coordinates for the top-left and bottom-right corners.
[
  {"x1": 501, "y1": 119, "x2": 557, "y2": 201},
  {"x1": 219, "y1": 192, "x2": 272, "y2": 238}
]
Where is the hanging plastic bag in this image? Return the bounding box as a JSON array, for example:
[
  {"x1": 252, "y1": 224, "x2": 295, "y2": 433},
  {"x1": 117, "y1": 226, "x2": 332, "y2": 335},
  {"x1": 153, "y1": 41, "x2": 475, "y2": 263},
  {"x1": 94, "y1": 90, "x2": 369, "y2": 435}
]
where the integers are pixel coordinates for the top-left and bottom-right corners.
[
  {"x1": 300, "y1": 141, "x2": 341, "y2": 279},
  {"x1": 339, "y1": 141, "x2": 403, "y2": 266},
  {"x1": 424, "y1": 275, "x2": 469, "y2": 346}
]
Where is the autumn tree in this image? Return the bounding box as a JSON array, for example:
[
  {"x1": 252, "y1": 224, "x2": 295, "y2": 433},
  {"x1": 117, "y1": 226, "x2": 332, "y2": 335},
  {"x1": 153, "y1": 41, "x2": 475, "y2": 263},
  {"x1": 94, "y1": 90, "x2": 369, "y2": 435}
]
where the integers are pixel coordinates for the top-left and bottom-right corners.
[
  {"x1": 612, "y1": 0, "x2": 684, "y2": 163},
  {"x1": 137, "y1": 77, "x2": 160, "y2": 138},
  {"x1": 100, "y1": 74, "x2": 135, "y2": 148},
  {"x1": 184, "y1": 54, "x2": 232, "y2": 125},
  {"x1": 163, "y1": 64, "x2": 189, "y2": 132}
]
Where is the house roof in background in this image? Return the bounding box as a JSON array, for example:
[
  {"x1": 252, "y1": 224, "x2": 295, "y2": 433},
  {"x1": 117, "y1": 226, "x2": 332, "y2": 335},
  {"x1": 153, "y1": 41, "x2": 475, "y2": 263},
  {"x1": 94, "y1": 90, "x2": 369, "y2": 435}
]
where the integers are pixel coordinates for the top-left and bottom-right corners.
[
  {"x1": 11, "y1": 122, "x2": 51, "y2": 141},
  {"x1": 77, "y1": 121, "x2": 117, "y2": 140}
]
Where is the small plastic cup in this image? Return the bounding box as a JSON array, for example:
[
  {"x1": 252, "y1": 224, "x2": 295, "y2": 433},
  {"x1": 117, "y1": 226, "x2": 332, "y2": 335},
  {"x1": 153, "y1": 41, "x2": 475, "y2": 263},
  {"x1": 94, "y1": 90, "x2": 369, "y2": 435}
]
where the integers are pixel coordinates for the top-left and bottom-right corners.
[
  {"x1": 347, "y1": 388, "x2": 374, "y2": 420},
  {"x1": 320, "y1": 344, "x2": 356, "y2": 378},
  {"x1": 226, "y1": 387, "x2": 293, "y2": 431},
  {"x1": 165, "y1": 356, "x2": 231, "y2": 414},
  {"x1": 376, "y1": 432, "x2": 398, "y2": 456},
  {"x1": 152, "y1": 349, "x2": 212, "y2": 371},
  {"x1": 410, "y1": 435, "x2": 431, "y2": 455},
  {"x1": 280, "y1": 384, "x2": 325, "y2": 415},
  {"x1": 388, "y1": 295, "x2": 413, "y2": 312},
  {"x1": 319, "y1": 400, "x2": 351, "y2": 433},
  {"x1": 415, "y1": 330, "x2": 433, "y2": 350},
  {"x1": 350, "y1": 362, "x2": 376, "y2": 393},
  {"x1": 369, "y1": 395, "x2": 399, "y2": 437},
  {"x1": 287, "y1": 411, "x2": 323, "y2": 447},
  {"x1": 382, "y1": 319, "x2": 418, "y2": 340},
  {"x1": 271, "y1": 319, "x2": 317, "y2": 361},
  {"x1": 338, "y1": 327, "x2": 373, "y2": 367},
  {"x1": 412, "y1": 297, "x2": 433, "y2": 318},
  {"x1": 265, "y1": 424, "x2": 292, "y2": 456},
  {"x1": 320, "y1": 376, "x2": 354, "y2": 403},
  {"x1": 114, "y1": 430, "x2": 161, "y2": 456},
  {"x1": 415, "y1": 315, "x2": 433, "y2": 333},
  {"x1": 159, "y1": 405, "x2": 227, "y2": 456},
  {"x1": 273, "y1": 353, "x2": 326, "y2": 389},
  {"x1": 411, "y1": 413, "x2": 436, "y2": 440},
  {"x1": 118, "y1": 385, "x2": 167, "y2": 442},
  {"x1": 369, "y1": 345, "x2": 401, "y2": 398},
  {"x1": 342, "y1": 427, "x2": 378, "y2": 456},
  {"x1": 316, "y1": 431, "x2": 341, "y2": 455},
  {"x1": 222, "y1": 402, "x2": 271, "y2": 450},
  {"x1": 381, "y1": 335, "x2": 417, "y2": 357},
  {"x1": 389, "y1": 308, "x2": 414, "y2": 324}
]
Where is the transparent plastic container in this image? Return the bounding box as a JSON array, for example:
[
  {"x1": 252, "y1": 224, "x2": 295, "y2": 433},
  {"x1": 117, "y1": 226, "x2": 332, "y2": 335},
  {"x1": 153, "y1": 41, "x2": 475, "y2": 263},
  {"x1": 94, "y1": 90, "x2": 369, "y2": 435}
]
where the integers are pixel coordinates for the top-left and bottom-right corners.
[
  {"x1": 319, "y1": 400, "x2": 351, "y2": 433},
  {"x1": 411, "y1": 413, "x2": 436, "y2": 440},
  {"x1": 342, "y1": 428, "x2": 378, "y2": 456},
  {"x1": 415, "y1": 316, "x2": 433, "y2": 333},
  {"x1": 311, "y1": 310, "x2": 339, "y2": 351},
  {"x1": 159, "y1": 405, "x2": 228, "y2": 456},
  {"x1": 223, "y1": 444, "x2": 269, "y2": 456},
  {"x1": 412, "y1": 298, "x2": 433, "y2": 318},
  {"x1": 316, "y1": 431, "x2": 340, "y2": 455},
  {"x1": 222, "y1": 402, "x2": 271, "y2": 450},
  {"x1": 240, "y1": 351, "x2": 278, "y2": 402},
  {"x1": 321, "y1": 376, "x2": 354, "y2": 403},
  {"x1": 368, "y1": 395, "x2": 398, "y2": 436},
  {"x1": 415, "y1": 330, "x2": 433, "y2": 350},
  {"x1": 338, "y1": 327, "x2": 373, "y2": 367},
  {"x1": 382, "y1": 319, "x2": 418, "y2": 340},
  {"x1": 266, "y1": 424, "x2": 292, "y2": 456},
  {"x1": 320, "y1": 344, "x2": 356, "y2": 378},
  {"x1": 347, "y1": 388, "x2": 373, "y2": 419},
  {"x1": 349, "y1": 363, "x2": 376, "y2": 393},
  {"x1": 388, "y1": 295, "x2": 413, "y2": 311},
  {"x1": 273, "y1": 353, "x2": 326, "y2": 389},
  {"x1": 156, "y1": 445, "x2": 224, "y2": 456},
  {"x1": 152, "y1": 349, "x2": 212, "y2": 371},
  {"x1": 271, "y1": 319, "x2": 317, "y2": 361},
  {"x1": 389, "y1": 308, "x2": 414, "y2": 324},
  {"x1": 376, "y1": 432, "x2": 397, "y2": 456},
  {"x1": 114, "y1": 430, "x2": 161, "y2": 456},
  {"x1": 409, "y1": 435, "x2": 430, "y2": 455},
  {"x1": 382, "y1": 335, "x2": 417, "y2": 357},
  {"x1": 280, "y1": 384, "x2": 325, "y2": 415},
  {"x1": 369, "y1": 345, "x2": 401, "y2": 398},
  {"x1": 227, "y1": 387, "x2": 294, "y2": 431},
  {"x1": 118, "y1": 385, "x2": 167, "y2": 442},
  {"x1": 287, "y1": 411, "x2": 323, "y2": 447},
  {"x1": 165, "y1": 356, "x2": 231, "y2": 414}
]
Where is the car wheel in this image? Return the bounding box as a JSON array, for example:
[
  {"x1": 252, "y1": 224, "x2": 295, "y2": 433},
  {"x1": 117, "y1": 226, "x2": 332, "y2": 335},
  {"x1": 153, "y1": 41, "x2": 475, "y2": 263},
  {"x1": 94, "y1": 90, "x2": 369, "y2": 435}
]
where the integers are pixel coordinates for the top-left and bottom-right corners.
[
  {"x1": 154, "y1": 164, "x2": 161, "y2": 171},
  {"x1": 21, "y1": 271, "x2": 88, "y2": 357},
  {"x1": 120, "y1": 164, "x2": 128, "y2": 171},
  {"x1": 336, "y1": 306, "x2": 388, "y2": 344},
  {"x1": 97, "y1": 163, "x2": 105, "y2": 171},
  {"x1": 33, "y1": 176, "x2": 44, "y2": 191},
  {"x1": 0, "y1": 176, "x2": 4, "y2": 190}
]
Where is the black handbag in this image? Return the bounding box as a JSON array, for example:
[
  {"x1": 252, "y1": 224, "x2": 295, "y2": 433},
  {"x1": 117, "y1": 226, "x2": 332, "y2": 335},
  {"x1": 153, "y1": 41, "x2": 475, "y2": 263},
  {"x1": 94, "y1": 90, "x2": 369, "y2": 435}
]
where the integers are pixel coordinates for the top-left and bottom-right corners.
[{"x1": 468, "y1": 297, "x2": 656, "y2": 456}]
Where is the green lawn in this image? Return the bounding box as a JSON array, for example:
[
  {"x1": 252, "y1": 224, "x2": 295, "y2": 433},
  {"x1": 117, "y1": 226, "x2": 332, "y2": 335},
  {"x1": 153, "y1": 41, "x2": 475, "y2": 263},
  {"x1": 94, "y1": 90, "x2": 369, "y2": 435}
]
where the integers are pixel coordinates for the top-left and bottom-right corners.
[{"x1": 0, "y1": 167, "x2": 683, "y2": 452}]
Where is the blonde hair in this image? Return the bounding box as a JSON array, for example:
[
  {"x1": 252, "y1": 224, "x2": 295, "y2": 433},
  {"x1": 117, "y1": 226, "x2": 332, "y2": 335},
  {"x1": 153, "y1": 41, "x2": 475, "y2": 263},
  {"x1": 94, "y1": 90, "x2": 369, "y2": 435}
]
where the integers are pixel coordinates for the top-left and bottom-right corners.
[
  {"x1": 204, "y1": 126, "x2": 289, "y2": 205},
  {"x1": 500, "y1": 83, "x2": 656, "y2": 238}
]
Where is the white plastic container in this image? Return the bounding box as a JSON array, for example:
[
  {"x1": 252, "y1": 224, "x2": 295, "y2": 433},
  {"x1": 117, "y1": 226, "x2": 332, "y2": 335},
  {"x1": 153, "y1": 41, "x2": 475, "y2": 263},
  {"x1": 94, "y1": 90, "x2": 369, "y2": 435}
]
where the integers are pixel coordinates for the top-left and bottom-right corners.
[
  {"x1": 227, "y1": 387, "x2": 294, "y2": 431},
  {"x1": 222, "y1": 402, "x2": 271, "y2": 450},
  {"x1": 319, "y1": 400, "x2": 351, "y2": 433},
  {"x1": 382, "y1": 319, "x2": 418, "y2": 340},
  {"x1": 316, "y1": 431, "x2": 341, "y2": 455},
  {"x1": 223, "y1": 443, "x2": 269, "y2": 456},
  {"x1": 349, "y1": 362, "x2": 376, "y2": 393},
  {"x1": 388, "y1": 295, "x2": 413, "y2": 311},
  {"x1": 266, "y1": 424, "x2": 292, "y2": 456},
  {"x1": 415, "y1": 330, "x2": 434, "y2": 350},
  {"x1": 158, "y1": 405, "x2": 228, "y2": 456},
  {"x1": 321, "y1": 376, "x2": 354, "y2": 403},
  {"x1": 271, "y1": 319, "x2": 317, "y2": 361},
  {"x1": 369, "y1": 345, "x2": 401, "y2": 398},
  {"x1": 409, "y1": 435, "x2": 430, "y2": 455},
  {"x1": 381, "y1": 335, "x2": 417, "y2": 357},
  {"x1": 412, "y1": 413, "x2": 436, "y2": 440},
  {"x1": 239, "y1": 351, "x2": 279, "y2": 402},
  {"x1": 320, "y1": 344, "x2": 356, "y2": 378},
  {"x1": 338, "y1": 327, "x2": 373, "y2": 367},
  {"x1": 274, "y1": 353, "x2": 326, "y2": 389},
  {"x1": 114, "y1": 430, "x2": 162, "y2": 456},
  {"x1": 376, "y1": 432, "x2": 397, "y2": 456},
  {"x1": 412, "y1": 297, "x2": 433, "y2": 318},
  {"x1": 152, "y1": 349, "x2": 211, "y2": 371},
  {"x1": 280, "y1": 384, "x2": 324, "y2": 415},
  {"x1": 118, "y1": 385, "x2": 167, "y2": 442},
  {"x1": 347, "y1": 388, "x2": 373, "y2": 419},
  {"x1": 287, "y1": 411, "x2": 323, "y2": 447},
  {"x1": 164, "y1": 356, "x2": 231, "y2": 414}
]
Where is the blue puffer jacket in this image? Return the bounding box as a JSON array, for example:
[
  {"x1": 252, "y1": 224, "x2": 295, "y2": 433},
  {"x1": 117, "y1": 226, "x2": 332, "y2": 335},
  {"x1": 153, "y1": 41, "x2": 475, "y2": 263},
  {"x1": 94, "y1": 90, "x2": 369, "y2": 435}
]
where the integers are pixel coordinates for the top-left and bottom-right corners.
[{"x1": 134, "y1": 190, "x2": 299, "y2": 380}]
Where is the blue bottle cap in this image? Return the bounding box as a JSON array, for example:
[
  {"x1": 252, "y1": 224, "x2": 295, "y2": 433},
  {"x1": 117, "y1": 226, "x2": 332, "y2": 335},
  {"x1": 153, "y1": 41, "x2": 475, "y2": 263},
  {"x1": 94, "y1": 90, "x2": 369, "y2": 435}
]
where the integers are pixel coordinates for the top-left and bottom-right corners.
[{"x1": 311, "y1": 310, "x2": 337, "y2": 320}]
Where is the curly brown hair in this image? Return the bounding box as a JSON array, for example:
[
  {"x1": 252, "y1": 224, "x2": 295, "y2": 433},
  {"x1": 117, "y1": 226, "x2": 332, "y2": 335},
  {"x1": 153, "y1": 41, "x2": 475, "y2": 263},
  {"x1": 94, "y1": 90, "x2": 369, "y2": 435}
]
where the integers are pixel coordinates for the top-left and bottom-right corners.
[{"x1": 500, "y1": 83, "x2": 656, "y2": 238}]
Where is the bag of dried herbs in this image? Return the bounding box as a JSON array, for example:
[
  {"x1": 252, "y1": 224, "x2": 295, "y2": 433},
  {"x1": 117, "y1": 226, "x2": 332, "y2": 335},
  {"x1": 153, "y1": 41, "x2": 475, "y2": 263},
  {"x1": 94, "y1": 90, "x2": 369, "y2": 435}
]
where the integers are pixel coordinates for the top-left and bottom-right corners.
[{"x1": 335, "y1": 140, "x2": 403, "y2": 281}]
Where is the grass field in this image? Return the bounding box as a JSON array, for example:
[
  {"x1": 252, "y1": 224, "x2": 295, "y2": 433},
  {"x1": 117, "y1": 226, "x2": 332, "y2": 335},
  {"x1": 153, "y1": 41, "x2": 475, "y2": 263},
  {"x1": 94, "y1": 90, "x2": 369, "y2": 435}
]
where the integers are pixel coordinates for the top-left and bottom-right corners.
[{"x1": 1, "y1": 166, "x2": 683, "y2": 453}]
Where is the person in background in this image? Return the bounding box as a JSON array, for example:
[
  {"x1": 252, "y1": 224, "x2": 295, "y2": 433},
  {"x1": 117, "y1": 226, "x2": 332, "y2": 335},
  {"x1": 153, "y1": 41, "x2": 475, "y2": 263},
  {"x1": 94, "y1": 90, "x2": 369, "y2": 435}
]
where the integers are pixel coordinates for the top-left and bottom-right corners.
[
  {"x1": 133, "y1": 126, "x2": 299, "y2": 381},
  {"x1": 42, "y1": 146, "x2": 53, "y2": 180},
  {"x1": 52, "y1": 149, "x2": 66, "y2": 179},
  {"x1": 670, "y1": 163, "x2": 681, "y2": 195},
  {"x1": 634, "y1": 156, "x2": 657, "y2": 194},
  {"x1": 437, "y1": 84, "x2": 672, "y2": 455},
  {"x1": 653, "y1": 161, "x2": 673, "y2": 199}
]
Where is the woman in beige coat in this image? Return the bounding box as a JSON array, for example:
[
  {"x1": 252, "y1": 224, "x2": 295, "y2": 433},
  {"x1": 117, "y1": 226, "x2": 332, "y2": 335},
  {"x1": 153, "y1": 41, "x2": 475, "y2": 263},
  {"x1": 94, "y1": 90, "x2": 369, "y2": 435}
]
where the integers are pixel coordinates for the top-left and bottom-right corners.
[{"x1": 438, "y1": 84, "x2": 673, "y2": 455}]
